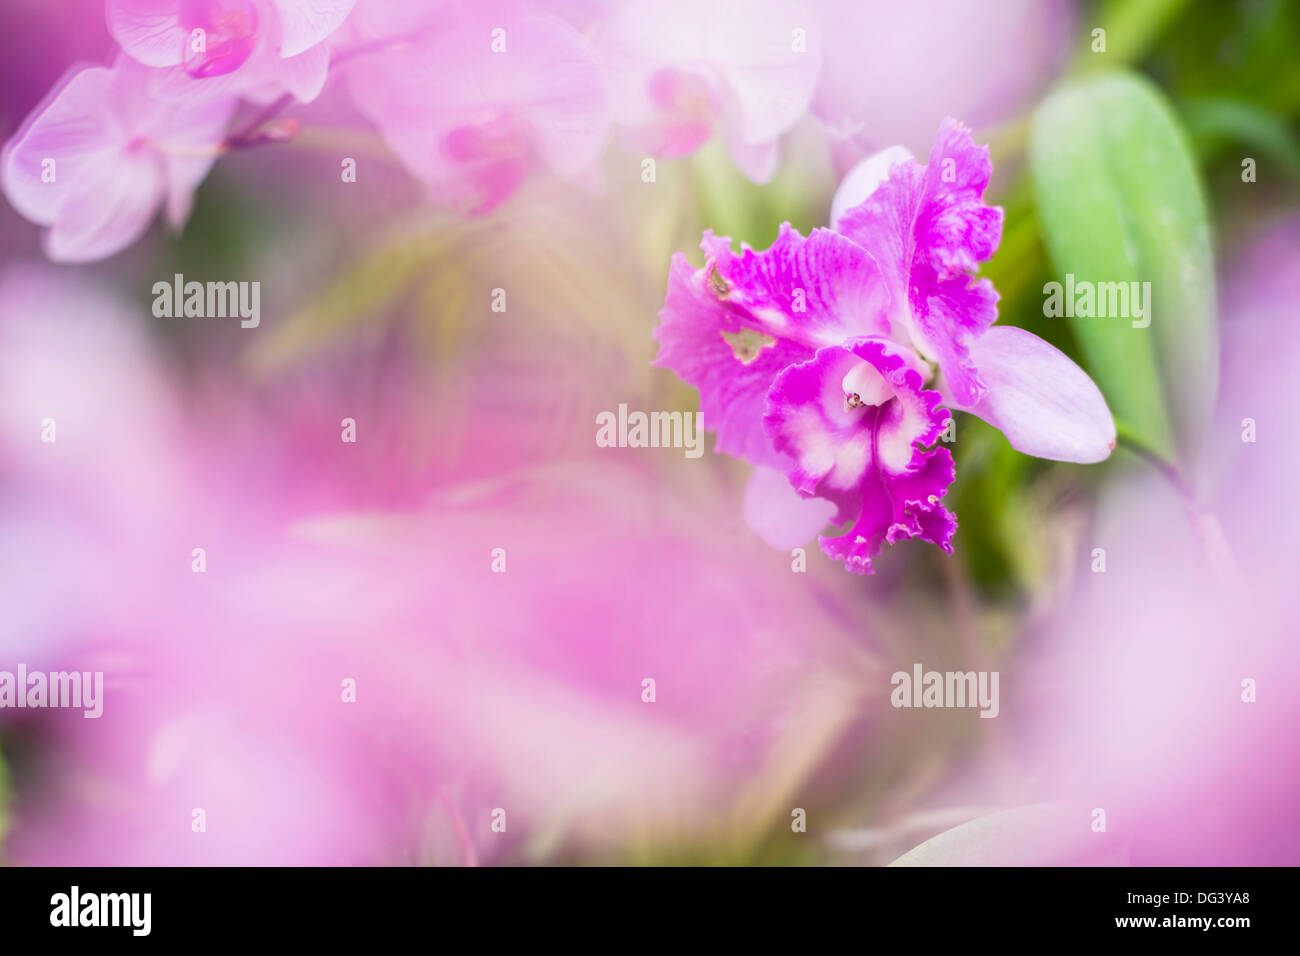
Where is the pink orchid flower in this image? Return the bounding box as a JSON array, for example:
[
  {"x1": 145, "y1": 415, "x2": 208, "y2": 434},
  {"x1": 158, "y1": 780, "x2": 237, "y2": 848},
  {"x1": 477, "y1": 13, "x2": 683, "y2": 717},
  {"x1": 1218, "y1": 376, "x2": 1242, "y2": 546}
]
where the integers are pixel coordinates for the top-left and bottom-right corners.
[
  {"x1": 107, "y1": 0, "x2": 356, "y2": 103},
  {"x1": 655, "y1": 120, "x2": 1114, "y2": 573},
  {"x1": 599, "y1": 0, "x2": 821, "y2": 183},
  {"x1": 1, "y1": 56, "x2": 237, "y2": 262},
  {"x1": 346, "y1": 6, "x2": 609, "y2": 215},
  {"x1": 832, "y1": 120, "x2": 1116, "y2": 463}
]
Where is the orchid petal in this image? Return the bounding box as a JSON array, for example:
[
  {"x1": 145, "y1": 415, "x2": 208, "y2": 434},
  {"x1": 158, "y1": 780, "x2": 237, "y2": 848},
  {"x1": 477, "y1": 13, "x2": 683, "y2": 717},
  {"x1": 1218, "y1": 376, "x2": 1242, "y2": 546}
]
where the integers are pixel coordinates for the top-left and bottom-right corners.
[
  {"x1": 949, "y1": 325, "x2": 1116, "y2": 463},
  {"x1": 743, "y1": 465, "x2": 837, "y2": 549},
  {"x1": 723, "y1": 124, "x2": 780, "y2": 185},
  {"x1": 1, "y1": 69, "x2": 119, "y2": 225},
  {"x1": 600, "y1": 0, "x2": 820, "y2": 163},
  {"x1": 837, "y1": 119, "x2": 1003, "y2": 407},
  {"x1": 272, "y1": 0, "x2": 356, "y2": 58},
  {"x1": 347, "y1": 13, "x2": 607, "y2": 212},
  {"x1": 654, "y1": 225, "x2": 890, "y2": 468},
  {"x1": 764, "y1": 337, "x2": 955, "y2": 573},
  {"x1": 107, "y1": 0, "x2": 188, "y2": 68},
  {"x1": 829, "y1": 145, "x2": 912, "y2": 229},
  {"x1": 44, "y1": 152, "x2": 162, "y2": 261}
]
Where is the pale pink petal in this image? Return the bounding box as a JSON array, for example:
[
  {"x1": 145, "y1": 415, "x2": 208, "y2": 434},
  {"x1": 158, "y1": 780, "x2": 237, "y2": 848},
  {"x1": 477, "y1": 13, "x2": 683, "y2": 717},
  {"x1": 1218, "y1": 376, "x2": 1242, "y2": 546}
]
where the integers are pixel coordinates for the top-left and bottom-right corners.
[
  {"x1": 723, "y1": 122, "x2": 780, "y2": 184},
  {"x1": 947, "y1": 325, "x2": 1116, "y2": 464},
  {"x1": 107, "y1": 0, "x2": 187, "y2": 68},
  {"x1": 163, "y1": 157, "x2": 205, "y2": 228},
  {"x1": 271, "y1": 0, "x2": 356, "y2": 57},
  {"x1": 601, "y1": 0, "x2": 819, "y2": 157},
  {"x1": 829, "y1": 144, "x2": 912, "y2": 229},
  {"x1": 513, "y1": 17, "x2": 611, "y2": 177},
  {"x1": 712, "y1": 0, "x2": 821, "y2": 145},
  {"x1": 44, "y1": 152, "x2": 163, "y2": 261},
  {"x1": 347, "y1": 12, "x2": 607, "y2": 212},
  {"x1": 743, "y1": 465, "x2": 836, "y2": 549},
  {"x1": 810, "y1": 0, "x2": 1074, "y2": 157},
  {"x1": 3, "y1": 59, "x2": 235, "y2": 261},
  {"x1": 619, "y1": 68, "x2": 722, "y2": 157},
  {"x1": 266, "y1": 40, "x2": 331, "y2": 102},
  {"x1": 2, "y1": 67, "x2": 120, "y2": 224}
]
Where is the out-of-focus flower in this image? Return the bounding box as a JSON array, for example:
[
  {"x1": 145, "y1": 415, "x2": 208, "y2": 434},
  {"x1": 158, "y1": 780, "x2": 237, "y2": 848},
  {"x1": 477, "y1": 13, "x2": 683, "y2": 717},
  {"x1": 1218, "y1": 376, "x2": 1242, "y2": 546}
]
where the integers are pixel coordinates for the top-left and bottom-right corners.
[
  {"x1": 0, "y1": 264, "x2": 874, "y2": 865},
  {"x1": 0, "y1": 0, "x2": 116, "y2": 143},
  {"x1": 598, "y1": 0, "x2": 821, "y2": 183},
  {"x1": 956, "y1": 217, "x2": 1300, "y2": 867},
  {"x1": 809, "y1": 0, "x2": 1074, "y2": 164},
  {"x1": 1, "y1": 56, "x2": 236, "y2": 261},
  {"x1": 346, "y1": 2, "x2": 609, "y2": 214},
  {"x1": 107, "y1": 0, "x2": 355, "y2": 103},
  {"x1": 656, "y1": 121, "x2": 1112, "y2": 573}
]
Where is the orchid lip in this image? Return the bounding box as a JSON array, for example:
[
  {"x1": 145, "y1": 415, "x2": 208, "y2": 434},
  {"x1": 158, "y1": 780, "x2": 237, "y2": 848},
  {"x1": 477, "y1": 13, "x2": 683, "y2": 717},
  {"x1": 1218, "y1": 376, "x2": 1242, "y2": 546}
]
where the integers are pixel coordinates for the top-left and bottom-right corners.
[
  {"x1": 180, "y1": 0, "x2": 261, "y2": 78},
  {"x1": 842, "y1": 359, "x2": 892, "y2": 409}
]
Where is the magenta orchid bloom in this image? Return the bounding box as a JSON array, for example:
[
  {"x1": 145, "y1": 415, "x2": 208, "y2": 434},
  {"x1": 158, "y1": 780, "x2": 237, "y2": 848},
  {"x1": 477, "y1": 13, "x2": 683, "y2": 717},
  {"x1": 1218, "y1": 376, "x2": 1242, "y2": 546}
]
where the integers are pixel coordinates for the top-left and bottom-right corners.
[
  {"x1": 107, "y1": 0, "x2": 356, "y2": 103},
  {"x1": 2, "y1": 57, "x2": 237, "y2": 262},
  {"x1": 833, "y1": 121, "x2": 1117, "y2": 463},
  {"x1": 655, "y1": 120, "x2": 1114, "y2": 573},
  {"x1": 599, "y1": 0, "x2": 821, "y2": 183},
  {"x1": 346, "y1": 8, "x2": 609, "y2": 215}
]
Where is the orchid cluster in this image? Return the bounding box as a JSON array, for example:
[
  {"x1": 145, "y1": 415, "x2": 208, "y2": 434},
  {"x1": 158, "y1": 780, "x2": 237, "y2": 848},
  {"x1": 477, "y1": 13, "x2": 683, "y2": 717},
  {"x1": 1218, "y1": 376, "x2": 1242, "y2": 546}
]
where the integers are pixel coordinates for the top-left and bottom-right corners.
[
  {"x1": 656, "y1": 121, "x2": 1116, "y2": 573},
  {"x1": 2, "y1": 0, "x2": 835, "y2": 261}
]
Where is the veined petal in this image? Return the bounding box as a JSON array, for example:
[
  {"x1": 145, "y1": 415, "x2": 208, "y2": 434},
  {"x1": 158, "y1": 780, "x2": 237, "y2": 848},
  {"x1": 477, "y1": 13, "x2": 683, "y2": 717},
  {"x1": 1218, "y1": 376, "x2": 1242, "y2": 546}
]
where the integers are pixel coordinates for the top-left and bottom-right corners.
[
  {"x1": 836, "y1": 119, "x2": 1004, "y2": 407},
  {"x1": 44, "y1": 151, "x2": 162, "y2": 261},
  {"x1": 2, "y1": 58, "x2": 235, "y2": 262},
  {"x1": 703, "y1": 224, "x2": 892, "y2": 348},
  {"x1": 654, "y1": 252, "x2": 813, "y2": 469},
  {"x1": 1, "y1": 67, "x2": 120, "y2": 225},
  {"x1": 107, "y1": 0, "x2": 188, "y2": 68},
  {"x1": 829, "y1": 145, "x2": 912, "y2": 230},
  {"x1": 600, "y1": 0, "x2": 820, "y2": 157},
  {"x1": 653, "y1": 225, "x2": 891, "y2": 468},
  {"x1": 346, "y1": 13, "x2": 607, "y2": 212},
  {"x1": 948, "y1": 325, "x2": 1116, "y2": 464},
  {"x1": 272, "y1": 0, "x2": 356, "y2": 58},
  {"x1": 764, "y1": 337, "x2": 955, "y2": 574},
  {"x1": 265, "y1": 40, "x2": 331, "y2": 102}
]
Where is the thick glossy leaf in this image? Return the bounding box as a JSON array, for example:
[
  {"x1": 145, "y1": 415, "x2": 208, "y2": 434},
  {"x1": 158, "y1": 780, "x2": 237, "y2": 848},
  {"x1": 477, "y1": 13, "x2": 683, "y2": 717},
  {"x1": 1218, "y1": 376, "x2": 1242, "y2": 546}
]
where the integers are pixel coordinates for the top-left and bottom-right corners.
[{"x1": 1030, "y1": 70, "x2": 1218, "y2": 466}]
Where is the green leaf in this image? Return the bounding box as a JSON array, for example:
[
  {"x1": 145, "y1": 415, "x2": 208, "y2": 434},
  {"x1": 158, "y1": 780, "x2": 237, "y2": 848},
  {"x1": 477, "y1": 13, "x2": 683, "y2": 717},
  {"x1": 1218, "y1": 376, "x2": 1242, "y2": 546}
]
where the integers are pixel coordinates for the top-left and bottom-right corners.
[
  {"x1": 1180, "y1": 96, "x2": 1300, "y2": 180},
  {"x1": 1030, "y1": 70, "x2": 1218, "y2": 467},
  {"x1": 1074, "y1": 0, "x2": 1192, "y2": 69}
]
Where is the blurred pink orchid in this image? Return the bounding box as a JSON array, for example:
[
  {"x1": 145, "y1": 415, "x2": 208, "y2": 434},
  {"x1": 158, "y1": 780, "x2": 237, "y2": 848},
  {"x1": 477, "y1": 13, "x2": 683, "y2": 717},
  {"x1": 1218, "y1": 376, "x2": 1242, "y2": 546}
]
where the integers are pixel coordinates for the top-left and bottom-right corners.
[
  {"x1": 108, "y1": 0, "x2": 355, "y2": 103},
  {"x1": 0, "y1": 264, "x2": 873, "y2": 864},
  {"x1": 598, "y1": 0, "x2": 821, "y2": 183},
  {"x1": 1, "y1": 56, "x2": 236, "y2": 261},
  {"x1": 809, "y1": 0, "x2": 1073, "y2": 167},
  {"x1": 345, "y1": 3, "x2": 609, "y2": 214}
]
